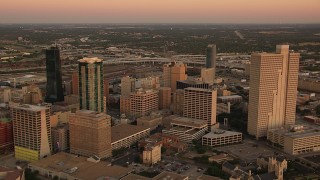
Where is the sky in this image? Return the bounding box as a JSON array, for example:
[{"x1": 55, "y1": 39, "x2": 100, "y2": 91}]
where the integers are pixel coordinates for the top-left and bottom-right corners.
[{"x1": 1, "y1": 0, "x2": 320, "y2": 24}]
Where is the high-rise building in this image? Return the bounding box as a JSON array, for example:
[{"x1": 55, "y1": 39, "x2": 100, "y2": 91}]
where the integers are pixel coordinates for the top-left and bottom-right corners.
[
  {"x1": 11, "y1": 104, "x2": 52, "y2": 162},
  {"x1": 71, "y1": 72, "x2": 79, "y2": 95},
  {"x1": 121, "y1": 76, "x2": 136, "y2": 96},
  {"x1": 206, "y1": 44, "x2": 216, "y2": 69},
  {"x1": 183, "y1": 88, "x2": 217, "y2": 128},
  {"x1": 69, "y1": 110, "x2": 112, "y2": 158},
  {"x1": 158, "y1": 87, "x2": 171, "y2": 110},
  {"x1": 171, "y1": 89, "x2": 184, "y2": 115},
  {"x1": 247, "y1": 45, "x2": 300, "y2": 139},
  {"x1": 78, "y1": 57, "x2": 105, "y2": 113},
  {"x1": 130, "y1": 89, "x2": 158, "y2": 117},
  {"x1": 45, "y1": 47, "x2": 64, "y2": 103},
  {"x1": 163, "y1": 62, "x2": 187, "y2": 92},
  {"x1": 52, "y1": 123, "x2": 69, "y2": 152}
]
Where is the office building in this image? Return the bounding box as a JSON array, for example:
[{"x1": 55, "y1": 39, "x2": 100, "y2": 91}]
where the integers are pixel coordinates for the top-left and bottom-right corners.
[
  {"x1": 137, "y1": 113, "x2": 162, "y2": 131},
  {"x1": 52, "y1": 123, "x2": 69, "y2": 152},
  {"x1": 163, "y1": 62, "x2": 187, "y2": 92},
  {"x1": 120, "y1": 96, "x2": 131, "y2": 116},
  {"x1": 69, "y1": 110, "x2": 112, "y2": 158},
  {"x1": 267, "y1": 125, "x2": 320, "y2": 155},
  {"x1": 130, "y1": 89, "x2": 158, "y2": 117},
  {"x1": 205, "y1": 44, "x2": 216, "y2": 81},
  {"x1": 171, "y1": 89, "x2": 184, "y2": 115},
  {"x1": 142, "y1": 143, "x2": 161, "y2": 166},
  {"x1": 248, "y1": 45, "x2": 300, "y2": 138},
  {"x1": 162, "y1": 116, "x2": 207, "y2": 144},
  {"x1": 202, "y1": 130, "x2": 242, "y2": 147},
  {"x1": 111, "y1": 124, "x2": 150, "y2": 150},
  {"x1": 158, "y1": 87, "x2": 171, "y2": 110},
  {"x1": 216, "y1": 102, "x2": 231, "y2": 115},
  {"x1": 0, "y1": 118, "x2": 13, "y2": 153},
  {"x1": 78, "y1": 57, "x2": 105, "y2": 113},
  {"x1": 121, "y1": 76, "x2": 136, "y2": 96},
  {"x1": 183, "y1": 88, "x2": 217, "y2": 127},
  {"x1": 11, "y1": 104, "x2": 52, "y2": 162},
  {"x1": 45, "y1": 47, "x2": 64, "y2": 103}
]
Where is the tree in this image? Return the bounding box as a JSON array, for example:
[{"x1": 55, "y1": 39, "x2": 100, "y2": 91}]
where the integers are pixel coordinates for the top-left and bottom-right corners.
[{"x1": 316, "y1": 104, "x2": 320, "y2": 116}]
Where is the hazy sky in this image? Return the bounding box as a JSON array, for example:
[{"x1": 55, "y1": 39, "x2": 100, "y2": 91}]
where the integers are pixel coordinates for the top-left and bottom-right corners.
[{"x1": 1, "y1": 0, "x2": 320, "y2": 23}]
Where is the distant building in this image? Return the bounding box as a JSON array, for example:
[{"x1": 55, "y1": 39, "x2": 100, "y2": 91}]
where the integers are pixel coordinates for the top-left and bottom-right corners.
[
  {"x1": 200, "y1": 68, "x2": 214, "y2": 85},
  {"x1": 202, "y1": 130, "x2": 242, "y2": 147},
  {"x1": 69, "y1": 110, "x2": 112, "y2": 158},
  {"x1": 121, "y1": 76, "x2": 136, "y2": 96},
  {"x1": 71, "y1": 71, "x2": 79, "y2": 95},
  {"x1": 216, "y1": 102, "x2": 231, "y2": 115},
  {"x1": 158, "y1": 87, "x2": 171, "y2": 110},
  {"x1": 162, "y1": 116, "x2": 207, "y2": 144},
  {"x1": 248, "y1": 45, "x2": 300, "y2": 139},
  {"x1": 298, "y1": 78, "x2": 320, "y2": 93},
  {"x1": 206, "y1": 44, "x2": 216, "y2": 80},
  {"x1": 267, "y1": 125, "x2": 320, "y2": 155},
  {"x1": 11, "y1": 104, "x2": 52, "y2": 162},
  {"x1": 163, "y1": 62, "x2": 187, "y2": 92},
  {"x1": 78, "y1": 57, "x2": 105, "y2": 113},
  {"x1": 183, "y1": 88, "x2": 217, "y2": 128},
  {"x1": 45, "y1": 47, "x2": 64, "y2": 103},
  {"x1": 130, "y1": 89, "x2": 158, "y2": 117},
  {"x1": 217, "y1": 95, "x2": 242, "y2": 104},
  {"x1": 0, "y1": 118, "x2": 13, "y2": 153},
  {"x1": 137, "y1": 113, "x2": 162, "y2": 131}
]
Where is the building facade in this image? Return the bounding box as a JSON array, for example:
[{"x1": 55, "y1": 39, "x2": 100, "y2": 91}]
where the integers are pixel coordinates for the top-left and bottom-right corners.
[
  {"x1": 163, "y1": 62, "x2": 187, "y2": 92},
  {"x1": 69, "y1": 110, "x2": 112, "y2": 158},
  {"x1": 183, "y1": 88, "x2": 217, "y2": 128},
  {"x1": 11, "y1": 104, "x2": 52, "y2": 162},
  {"x1": 45, "y1": 47, "x2": 64, "y2": 103},
  {"x1": 248, "y1": 45, "x2": 300, "y2": 138},
  {"x1": 158, "y1": 87, "x2": 171, "y2": 110},
  {"x1": 130, "y1": 89, "x2": 158, "y2": 117},
  {"x1": 202, "y1": 130, "x2": 242, "y2": 147},
  {"x1": 142, "y1": 143, "x2": 161, "y2": 166},
  {"x1": 78, "y1": 57, "x2": 105, "y2": 113}
]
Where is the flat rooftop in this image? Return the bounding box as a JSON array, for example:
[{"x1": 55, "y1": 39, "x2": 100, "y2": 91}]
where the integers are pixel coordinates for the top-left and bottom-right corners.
[
  {"x1": 153, "y1": 171, "x2": 187, "y2": 180},
  {"x1": 137, "y1": 115, "x2": 162, "y2": 121},
  {"x1": 203, "y1": 130, "x2": 242, "y2": 139},
  {"x1": 185, "y1": 87, "x2": 215, "y2": 93},
  {"x1": 78, "y1": 57, "x2": 102, "y2": 64},
  {"x1": 217, "y1": 95, "x2": 242, "y2": 100},
  {"x1": 112, "y1": 124, "x2": 150, "y2": 143},
  {"x1": 29, "y1": 152, "x2": 132, "y2": 180},
  {"x1": 73, "y1": 110, "x2": 110, "y2": 119},
  {"x1": 170, "y1": 116, "x2": 207, "y2": 128},
  {"x1": 178, "y1": 80, "x2": 208, "y2": 85},
  {"x1": 268, "y1": 125, "x2": 320, "y2": 139},
  {"x1": 11, "y1": 104, "x2": 48, "y2": 111}
]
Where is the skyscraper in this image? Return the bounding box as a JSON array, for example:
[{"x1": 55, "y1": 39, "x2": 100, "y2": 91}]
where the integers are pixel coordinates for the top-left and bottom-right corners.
[
  {"x1": 11, "y1": 104, "x2": 52, "y2": 162},
  {"x1": 72, "y1": 71, "x2": 79, "y2": 95},
  {"x1": 247, "y1": 45, "x2": 300, "y2": 139},
  {"x1": 206, "y1": 44, "x2": 216, "y2": 69},
  {"x1": 163, "y1": 62, "x2": 187, "y2": 92},
  {"x1": 183, "y1": 87, "x2": 217, "y2": 129},
  {"x1": 78, "y1": 57, "x2": 105, "y2": 113},
  {"x1": 69, "y1": 110, "x2": 112, "y2": 158},
  {"x1": 45, "y1": 47, "x2": 64, "y2": 103}
]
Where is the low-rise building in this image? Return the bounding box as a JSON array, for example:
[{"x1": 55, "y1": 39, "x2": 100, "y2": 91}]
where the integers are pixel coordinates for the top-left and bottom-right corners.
[
  {"x1": 202, "y1": 130, "x2": 242, "y2": 147},
  {"x1": 216, "y1": 102, "x2": 231, "y2": 115},
  {"x1": 142, "y1": 143, "x2": 161, "y2": 166},
  {"x1": 111, "y1": 124, "x2": 150, "y2": 150},
  {"x1": 137, "y1": 113, "x2": 162, "y2": 131},
  {"x1": 162, "y1": 116, "x2": 207, "y2": 144},
  {"x1": 28, "y1": 152, "x2": 133, "y2": 180},
  {"x1": 267, "y1": 125, "x2": 320, "y2": 155},
  {"x1": 52, "y1": 123, "x2": 69, "y2": 152}
]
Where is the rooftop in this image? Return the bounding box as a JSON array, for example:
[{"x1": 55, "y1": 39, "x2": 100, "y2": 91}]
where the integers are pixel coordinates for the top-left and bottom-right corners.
[
  {"x1": 170, "y1": 115, "x2": 207, "y2": 128},
  {"x1": 11, "y1": 104, "x2": 48, "y2": 112},
  {"x1": 29, "y1": 152, "x2": 132, "y2": 180},
  {"x1": 73, "y1": 110, "x2": 110, "y2": 119},
  {"x1": 268, "y1": 125, "x2": 320, "y2": 139},
  {"x1": 121, "y1": 173, "x2": 150, "y2": 180},
  {"x1": 0, "y1": 117, "x2": 11, "y2": 123},
  {"x1": 177, "y1": 80, "x2": 208, "y2": 85},
  {"x1": 112, "y1": 124, "x2": 150, "y2": 143},
  {"x1": 203, "y1": 130, "x2": 242, "y2": 138},
  {"x1": 217, "y1": 95, "x2": 242, "y2": 99},
  {"x1": 78, "y1": 57, "x2": 102, "y2": 64},
  {"x1": 185, "y1": 87, "x2": 215, "y2": 93}
]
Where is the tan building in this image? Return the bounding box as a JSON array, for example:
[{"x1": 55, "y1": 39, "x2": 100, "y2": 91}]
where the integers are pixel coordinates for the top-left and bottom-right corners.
[
  {"x1": 216, "y1": 102, "x2": 231, "y2": 115},
  {"x1": 183, "y1": 88, "x2": 217, "y2": 127},
  {"x1": 158, "y1": 87, "x2": 171, "y2": 110},
  {"x1": 69, "y1": 110, "x2": 112, "y2": 158},
  {"x1": 130, "y1": 89, "x2": 158, "y2": 117},
  {"x1": 248, "y1": 45, "x2": 300, "y2": 138},
  {"x1": 78, "y1": 57, "x2": 105, "y2": 113},
  {"x1": 0, "y1": 88, "x2": 11, "y2": 103},
  {"x1": 267, "y1": 125, "x2": 320, "y2": 155},
  {"x1": 11, "y1": 104, "x2": 52, "y2": 162},
  {"x1": 28, "y1": 152, "x2": 133, "y2": 180},
  {"x1": 162, "y1": 116, "x2": 207, "y2": 143},
  {"x1": 140, "y1": 76, "x2": 160, "y2": 89},
  {"x1": 137, "y1": 113, "x2": 162, "y2": 130},
  {"x1": 171, "y1": 89, "x2": 184, "y2": 115},
  {"x1": 217, "y1": 95, "x2": 242, "y2": 104},
  {"x1": 121, "y1": 76, "x2": 136, "y2": 96},
  {"x1": 217, "y1": 89, "x2": 232, "y2": 96},
  {"x1": 111, "y1": 124, "x2": 150, "y2": 150},
  {"x1": 163, "y1": 62, "x2": 187, "y2": 92},
  {"x1": 72, "y1": 71, "x2": 79, "y2": 95},
  {"x1": 120, "y1": 96, "x2": 131, "y2": 116},
  {"x1": 201, "y1": 68, "x2": 214, "y2": 85},
  {"x1": 142, "y1": 143, "x2": 161, "y2": 166},
  {"x1": 202, "y1": 130, "x2": 242, "y2": 147}
]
